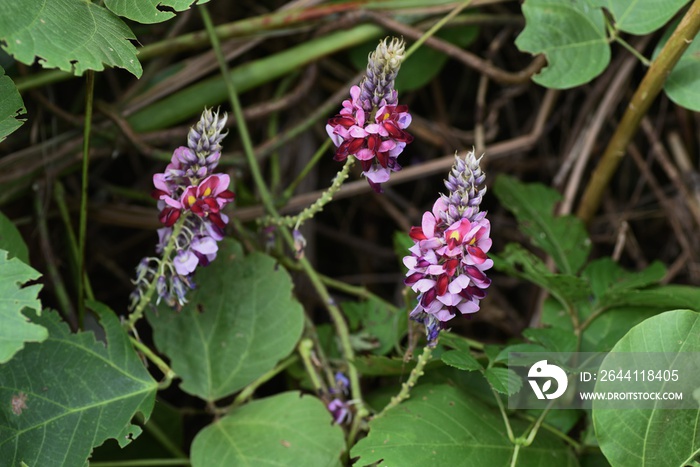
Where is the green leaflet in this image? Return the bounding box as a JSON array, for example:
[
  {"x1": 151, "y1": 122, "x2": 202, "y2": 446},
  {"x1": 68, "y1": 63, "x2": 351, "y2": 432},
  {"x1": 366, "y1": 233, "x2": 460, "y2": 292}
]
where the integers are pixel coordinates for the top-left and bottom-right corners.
[{"x1": 0, "y1": 303, "x2": 157, "y2": 466}]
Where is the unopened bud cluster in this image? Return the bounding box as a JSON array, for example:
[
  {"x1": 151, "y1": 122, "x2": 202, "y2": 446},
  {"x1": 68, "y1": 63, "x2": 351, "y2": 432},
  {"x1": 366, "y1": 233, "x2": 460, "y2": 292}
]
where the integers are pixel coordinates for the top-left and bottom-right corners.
[{"x1": 326, "y1": 37, "x2": 413, "y2": 192}]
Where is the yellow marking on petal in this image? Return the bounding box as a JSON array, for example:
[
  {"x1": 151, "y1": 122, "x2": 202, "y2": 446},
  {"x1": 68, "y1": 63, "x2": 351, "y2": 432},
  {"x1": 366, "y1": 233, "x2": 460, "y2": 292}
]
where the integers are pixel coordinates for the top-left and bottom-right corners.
[
  {"x1": 448, "y1": 231, "x2": 461, "y2": 241},
  {"x1": 188, "y1": 195, "x2": 196, "y2": 206},
  {"x1": 383, "y1": 113, "x2": 390, "y2": 121},
  {"x1": 203, "y1": 187, "x2": 212, "y2": 197}
]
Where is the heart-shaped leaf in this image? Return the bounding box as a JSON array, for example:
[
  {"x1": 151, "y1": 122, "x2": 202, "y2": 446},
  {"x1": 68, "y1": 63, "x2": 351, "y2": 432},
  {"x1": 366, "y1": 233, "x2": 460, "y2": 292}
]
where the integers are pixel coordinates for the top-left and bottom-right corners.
[
  {"x1": 191, "y1": 392, "x2": 345, "y2": 467},
  {"x1": 0, "y1": 0, "x2": 141, "y2": 77},
  {"x1": 593, "y1": 310, "x2": 700, "y2": 467},
  {"x1": 515, "y1": 0, "x2": 610, "y2": 88},
  {"x1": 149, "y1": 239, "x2": 304, "y2": 402},
  {"x1": 352, "y1": 384, "x2": 577, "y2": 466},
  {"x1": 590, "y1": 0, "x2": 691, "y2": 35},
  {"x1": 0, "y1": 302, "x2": 157, "y2": 466}
]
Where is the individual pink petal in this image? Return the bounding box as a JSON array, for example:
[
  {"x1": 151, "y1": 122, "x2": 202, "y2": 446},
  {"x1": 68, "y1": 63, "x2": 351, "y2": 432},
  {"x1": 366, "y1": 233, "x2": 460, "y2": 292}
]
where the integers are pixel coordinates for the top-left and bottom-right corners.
[
  {"x1": 363, "y1": 166, "x2": 390, "y2": 183},
  {"x1": 413, "y1": 278, "x2": 436, "y2": 292},
  {"x1": 421, "y1": 211, "x2": 436, "y2": 238}
]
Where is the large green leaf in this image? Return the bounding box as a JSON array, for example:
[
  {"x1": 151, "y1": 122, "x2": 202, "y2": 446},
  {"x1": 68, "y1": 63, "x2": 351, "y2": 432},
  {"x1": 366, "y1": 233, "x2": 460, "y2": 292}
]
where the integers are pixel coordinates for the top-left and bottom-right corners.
[
  {"x1": 105, "y1": 0, "x2": 211, "y2": 24},
  {"x1": 148, "y1": 239, "x2": 304, "y2": 402},
  {"x1": 191, "y1": 392, "x2": 345, "y2": 467},
  {"x1": 352, "y1": 384, "x2": 577, "y2": 466},
  {"x1": 0, "y1": 302, "x2": 157, "y2": 466},
  {"x1": 590, "y1": 0, "x2": 690, "y2": 34},
  {"x1": 0, "y1": 0, "x2": 142, "y2": 77},
  {"x1": 0, "y1": 66, "x2": 25, "y2": 143},
  {"x1": 593, "y1": 310, "x2": 700, "y2": 467},
  {"x1": 0, "y1": 249, "x2": 46, "y2": 364},
  {"x1": 493, "y1": 175, "x2": 591, "y2": 274},
  {"x1": 515, "y1": 0, "x2": 610, "y2": 88}
]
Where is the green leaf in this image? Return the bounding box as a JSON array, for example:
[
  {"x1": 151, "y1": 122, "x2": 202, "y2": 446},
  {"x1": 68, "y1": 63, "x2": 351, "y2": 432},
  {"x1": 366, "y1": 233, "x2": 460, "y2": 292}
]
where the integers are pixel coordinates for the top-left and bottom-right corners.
[
  {"x1": 495, "y1": 343, "x2": 549, "y2": 364},
  {"x1": 494, "y1": 243, "x2": 592, "y2": 309},
  {"x1": 0, "y1": 249, "x2": 46, "y2": 364},
  {"x1": 590, "y1": 0, "x2": 690, "y2": 34},
  {"x1": 105, "y1": 0, "x2": 211, "y2": 24},
  {"x1": 583, "y1": 258, "x2": 666, "y2": 298},
  {"x1": 600, "y1": 284, "x2": 700, "y2": 311},
  {"x1": 593, "y1": 310, "x2": 700, "y2": 467},
  {"x1": 0, "y1": 303, "x2": 157, "y2": 466},
  {"x1": 656, "y1": 18, "x2": 700, "y2": 111},
  {"x1": 523, "y1": 327, "x2": 578, "y2": 353},
  {"x1": 485, "y1": 367, "x2": 522, "y2": 395},
  {"x1": 580, "y1": 306, "x2": 660, "y2": 352},
  {"x1": 148, "y1": 239, "x2": 304, "y2": 402},
  {"x1": 515, "y1": 0, "x2": 610, "y2": 88},
  {"x1": 352, "y1": 384, "x2": 577, "y2": 466},
  {"x1": 0, "y1": 66, "x2": 25, "y2": 143},
  {"x1": 0, "y1": 211, "x2": 28, "y2": 264},
  {"x1": 0, "y1": 0, "x2": 142, "y2": 77},
  {"x1": 439, "y1": 331, "x2": 478, "y2": 353},
  {"x1": 493, "y1": 175, "x2": 591, "y2": 274},
  {"x1": 441, "y1": 350, "x2": 482, "y2": 371},
  {"x1": 342, "y1": 297, "x2": 406, "y2": 356},
  {"x1": 191, "y1": 392, "x2": 345, "y2": 467},
  {"x1": 349, "y1": 27, "x2": 479, "y2": 93}
]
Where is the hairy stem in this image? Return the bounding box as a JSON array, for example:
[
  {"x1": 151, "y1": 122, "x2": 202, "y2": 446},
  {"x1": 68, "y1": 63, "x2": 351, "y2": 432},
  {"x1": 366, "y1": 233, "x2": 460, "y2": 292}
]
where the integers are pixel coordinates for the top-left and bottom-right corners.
[{"x1": 375, "y1": 345, "x2": 434, "y2": 418}]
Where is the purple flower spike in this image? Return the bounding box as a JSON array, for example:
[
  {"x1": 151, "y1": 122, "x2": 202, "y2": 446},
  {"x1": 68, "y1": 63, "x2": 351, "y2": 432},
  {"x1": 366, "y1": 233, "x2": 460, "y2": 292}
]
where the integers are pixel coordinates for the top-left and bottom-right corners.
[
  {"x1": 326, "y1": 37, "x2": 412, "y2": 192},
  {"x1": 129, "y1": 108, "x2": 234, "y2": 312},
  {"x1": 403, "y1": 150, "x2": 492, "y2": 345}
]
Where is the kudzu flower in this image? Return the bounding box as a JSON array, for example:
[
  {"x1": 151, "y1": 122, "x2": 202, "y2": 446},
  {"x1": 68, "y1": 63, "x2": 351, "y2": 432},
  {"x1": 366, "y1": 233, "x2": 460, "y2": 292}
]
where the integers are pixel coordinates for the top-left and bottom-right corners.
[
  {"x1": 403, "y1": 151, "x2": 492, "y2": 346},
  {"x1": 327, "y1": 398, "x2": 351, "y2": 425},
  {"x1": 326, "y1": 37, "x2": 413, "y2": 193},
  {"x1": 129, "y1": 108, "x2": 234, "y2": 311}
]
